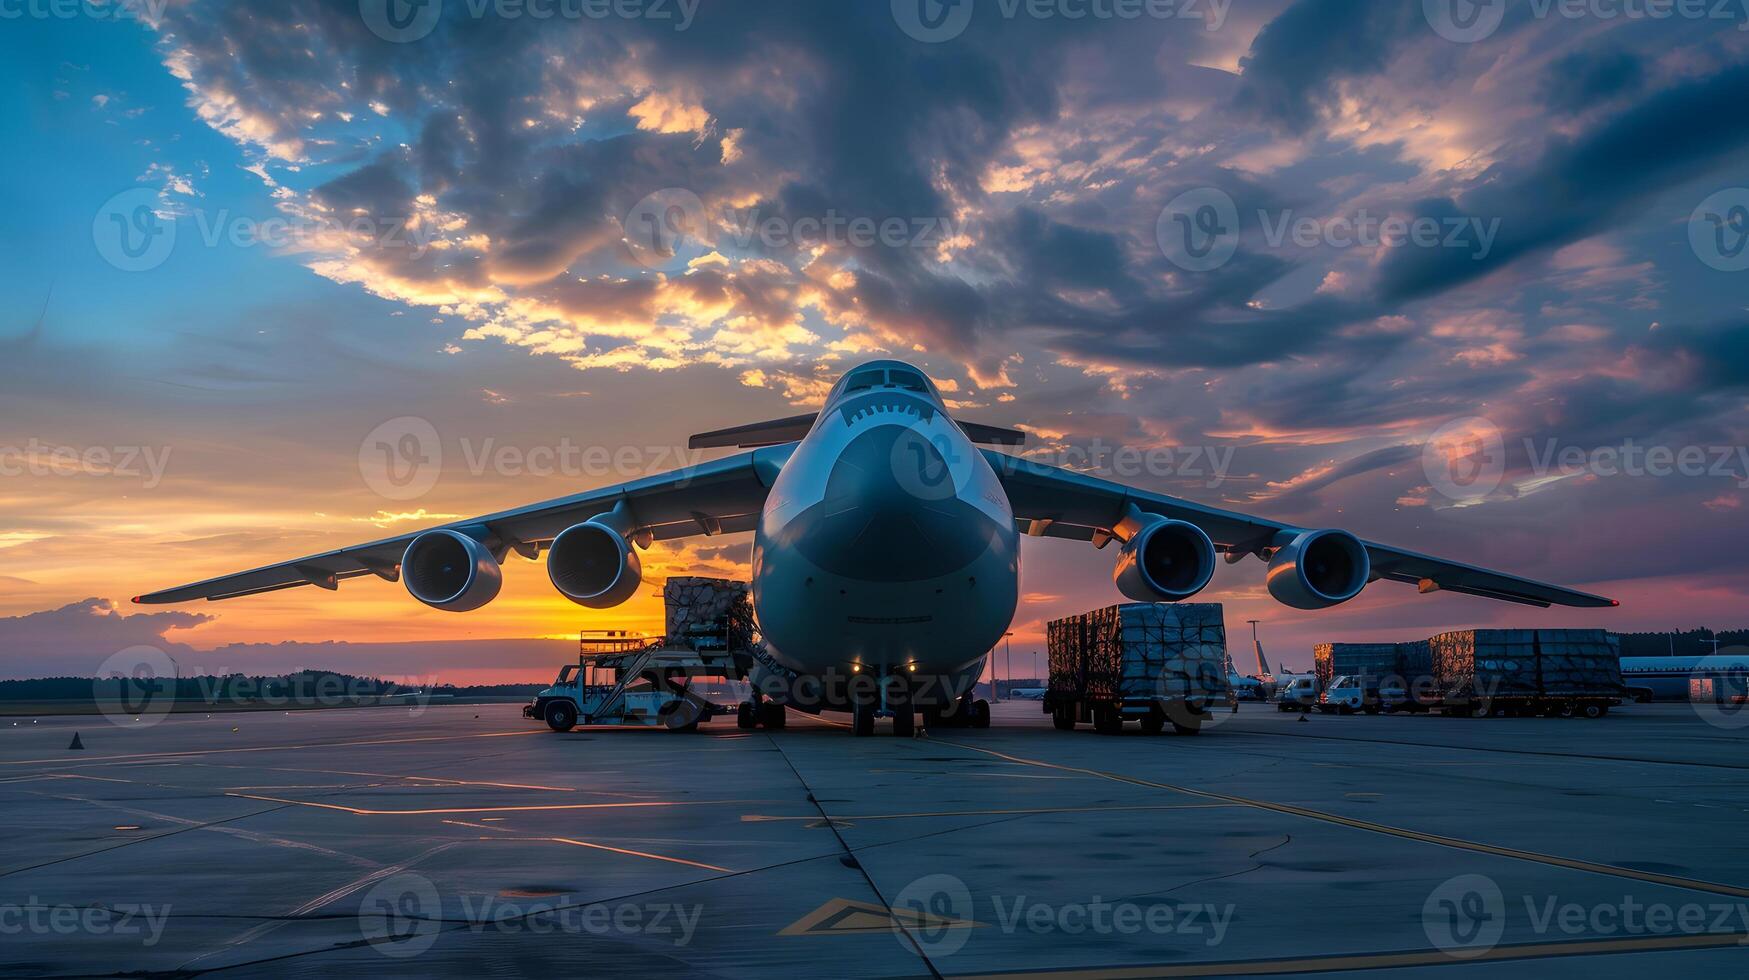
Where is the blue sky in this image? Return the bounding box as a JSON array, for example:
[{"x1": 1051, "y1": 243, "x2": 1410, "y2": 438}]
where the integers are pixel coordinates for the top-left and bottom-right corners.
[{"x1": 1, "y1": 0, "x2": 1746, "y2": 679}]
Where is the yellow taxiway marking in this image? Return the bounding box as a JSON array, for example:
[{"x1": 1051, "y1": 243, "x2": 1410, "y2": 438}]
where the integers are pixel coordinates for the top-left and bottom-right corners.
[
  {"x1": 742, "y1": 803, "x2": 1238, "y2": 823},
  {"x1": 544, "y1": 836, "x2": 732, "y2": 872},
  {"x1": 0, "y1": 729, "x2": 543, "y2": 767},
  {"x1": 225, "y1": 791, "x2": 750, "y2": 816},
  {"x1": 437, "y1": 818, "x2": 731, "y2": 871},
  {"x1": 935, "y1": 741, "x2": 1749, "y2": 901},
  {"x1": 952, "y1": 930, "x2": 1749, "y2": 978},
  {"x1": 779, "y1": 897, "x2": 982, "y2": 937}
]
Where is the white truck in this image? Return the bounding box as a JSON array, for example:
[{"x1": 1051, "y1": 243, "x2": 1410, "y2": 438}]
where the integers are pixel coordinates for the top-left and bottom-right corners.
[{"x1": 525, "y1": 631, "x2": 750, "y2": 733}]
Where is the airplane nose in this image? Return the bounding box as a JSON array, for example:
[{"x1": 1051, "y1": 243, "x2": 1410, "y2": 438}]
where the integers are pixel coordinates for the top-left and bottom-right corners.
[{"x1": 794, "y1": 425, "x2": 996, "y2": 582}]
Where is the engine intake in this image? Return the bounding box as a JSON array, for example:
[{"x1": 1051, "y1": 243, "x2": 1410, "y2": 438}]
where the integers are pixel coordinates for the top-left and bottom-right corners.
[
  {"x1": 1267, "y1": 529, "x2": 1370, "y2": 609},
  {"x1": 1113, "y1": 517, "x2": 1216, "y2": 602},
  {"x1": 402, "y1": 529, "x2": 502, "y2": 612},
  {"x1": 547, "y1": 520, "x2": 642, "y2": 608}
]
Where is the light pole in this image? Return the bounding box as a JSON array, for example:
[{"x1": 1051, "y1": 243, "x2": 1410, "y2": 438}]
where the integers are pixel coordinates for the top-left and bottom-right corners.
[
  {"x1": 993, "y1": 631, "x2": 1014, "y2": 701},
  {"x1": 1005, "y1": 632, "x2": 1013, "y2": 697}
]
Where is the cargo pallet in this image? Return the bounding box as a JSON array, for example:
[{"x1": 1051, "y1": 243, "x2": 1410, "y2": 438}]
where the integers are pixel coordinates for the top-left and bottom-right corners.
[{"x1": 1044, "y1": 602, "x2": 1230, "y2": 736}]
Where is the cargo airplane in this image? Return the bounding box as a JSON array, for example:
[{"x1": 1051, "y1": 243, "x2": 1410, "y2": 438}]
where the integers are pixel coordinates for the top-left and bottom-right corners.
[{"x1": 139, "y1": 359, "x2": 1615, "y2": 735}]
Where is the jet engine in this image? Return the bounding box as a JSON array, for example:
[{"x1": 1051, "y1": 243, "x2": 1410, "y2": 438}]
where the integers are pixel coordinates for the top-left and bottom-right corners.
[
  {"x1": 1266, "y1": 529, "x2": 1370, "y2": 609},
  {"x1": 1113, "y1": 517, "x2": 1216, "y2": 602},
  {"x1": 402, "y1": 528, "x2": 503, "y2": 612},
  {"x1": 547, "y1": 519, "x2": 643, "y2": 608}
]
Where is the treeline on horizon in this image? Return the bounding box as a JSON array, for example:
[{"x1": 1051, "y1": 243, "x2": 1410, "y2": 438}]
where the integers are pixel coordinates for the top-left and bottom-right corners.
[
  {"x1": 1613, "y1": 628, "x2": 1749, "y2": 658},
  {"x1": 0, "y1": 669, "x2": 544, "y2": 701}
]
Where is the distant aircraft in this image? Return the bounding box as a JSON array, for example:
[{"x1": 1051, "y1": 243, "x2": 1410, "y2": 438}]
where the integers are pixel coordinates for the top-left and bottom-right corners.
[{"x1": 139, "y1": 358, "x2": 1615, "y2": 736}]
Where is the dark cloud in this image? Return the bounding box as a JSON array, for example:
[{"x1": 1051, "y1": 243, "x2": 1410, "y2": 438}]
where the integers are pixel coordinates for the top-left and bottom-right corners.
[
  {"x1": 1231, "y1": 0, "x2": 1421, "y2": 132},
  {"x1": 1377, "y1": 64, "x2": 1749, "y2": 303},
  {"x1": 1541, "y1": 47, "x2": 1644, "y2": 116}
]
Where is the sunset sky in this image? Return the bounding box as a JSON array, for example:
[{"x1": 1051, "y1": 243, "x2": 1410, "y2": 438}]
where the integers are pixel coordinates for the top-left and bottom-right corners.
[{"x1": 2, "y1": 0, "x2": 1745, "y2": 684}]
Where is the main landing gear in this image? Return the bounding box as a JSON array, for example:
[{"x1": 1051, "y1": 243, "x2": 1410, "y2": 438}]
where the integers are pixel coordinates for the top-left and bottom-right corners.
[
  {"x1": 848, "y1": 679, "x2": 987, "y2": 737},
  {"x1": 737, "y1": 695, "x2": 787, "y2": 730}
]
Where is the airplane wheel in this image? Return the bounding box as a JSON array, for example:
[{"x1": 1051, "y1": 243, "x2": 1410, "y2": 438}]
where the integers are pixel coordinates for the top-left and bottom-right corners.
[
  {"x1": 891, "y1": 708, "x2": 914, "y2": 737},
  {"x1": 737, "y1": 702, "x2": 758, "y2": 730},
  {"x1": 852, "y1": 701, "x2": 875, "y2": 737},
  {"x1": 1093, "y1": 705, "x2": 1123, "y2": 735},
  {"x1": 970, "y1": 699, "x2": 991, "y2": 729},
  {"x1": 544, "y1": 701, "x2": 577, "y2": 733},
  {"x1": 759, "y1": 702, "x2": 787, "y2": 729}
]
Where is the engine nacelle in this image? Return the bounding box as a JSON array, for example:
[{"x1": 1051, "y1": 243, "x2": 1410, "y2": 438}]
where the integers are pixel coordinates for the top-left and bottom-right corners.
[
  {"x1": 547, "y1": 520, "x2": 642, "y2": 608},
  {"x1": 1113, "y1": 517, "x2": 1216, "y2": 602},
  {"x1": 1266, "y1": 529, "x2": 1370, "y2": 609},
  {"x1": 402, "y1": 529, "x2": 503, "y2": 612}
]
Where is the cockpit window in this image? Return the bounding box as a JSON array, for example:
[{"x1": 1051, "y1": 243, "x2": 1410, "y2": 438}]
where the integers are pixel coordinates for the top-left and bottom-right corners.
[
  {"x1": 844, "y1": 369, "x2": 885, "y2": 392},
  {"x1": 889, "y1": 369, "x2": 928, "y2": 392}
]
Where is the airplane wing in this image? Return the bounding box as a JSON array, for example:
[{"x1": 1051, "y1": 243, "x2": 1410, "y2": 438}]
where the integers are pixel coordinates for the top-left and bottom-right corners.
[
  {"x1": 135, "y1": 445, "x2": 792, "y2": 605},
  {"x1": 983, "y1": 450, "x2": 1616, "y2": 609}
]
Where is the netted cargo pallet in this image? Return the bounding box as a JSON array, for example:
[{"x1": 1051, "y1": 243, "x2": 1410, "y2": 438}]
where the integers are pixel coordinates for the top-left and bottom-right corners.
[
  {"x1": 1533, "y1": 629, "x2": 1622, "y2": 696},
  {"x1": 1048, "y1": 603, "x2": 1229, "y2": 703},
  {"x1": 663, "y1": 577, "x2": 755, "y2": 653},
  {"x1": 1314, "y1": 643, "x2": 1400, "y2": 688},
  {"x1": 1431, "y1": 628, "x2": 1621, "y2": 701}
]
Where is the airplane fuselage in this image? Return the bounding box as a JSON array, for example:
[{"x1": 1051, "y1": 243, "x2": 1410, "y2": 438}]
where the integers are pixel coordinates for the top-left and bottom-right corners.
[{"x1": 751, "y1": 374, "x2": 1019, "y2": 702}]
